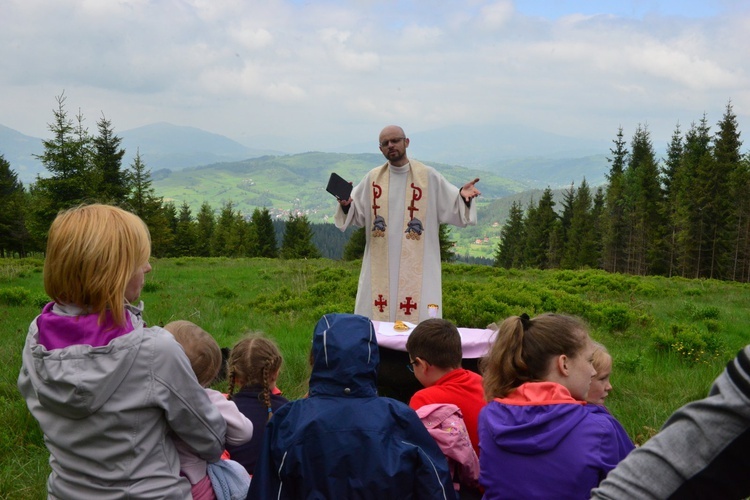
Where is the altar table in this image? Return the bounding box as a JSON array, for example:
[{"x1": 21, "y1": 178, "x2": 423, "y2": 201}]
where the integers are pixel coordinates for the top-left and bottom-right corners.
[{"x1": 372, "y1": 321, "x2": 496, "y2": 403}]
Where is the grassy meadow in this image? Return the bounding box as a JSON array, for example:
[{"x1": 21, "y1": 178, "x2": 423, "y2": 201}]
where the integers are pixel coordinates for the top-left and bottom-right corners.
[{"x1": 2, "y1": 257, "x2": 750, "y2": 498}]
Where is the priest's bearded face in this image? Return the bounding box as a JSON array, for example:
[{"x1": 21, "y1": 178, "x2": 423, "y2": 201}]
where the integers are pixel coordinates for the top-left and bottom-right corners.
[{"x1": 378, "y1": 126, "x2": 410, "y2": 166}]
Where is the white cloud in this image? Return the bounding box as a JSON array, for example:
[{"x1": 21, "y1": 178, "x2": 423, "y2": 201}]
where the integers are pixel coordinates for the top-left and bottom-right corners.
[
  {"x1": 479, "y1": 0, "x2": 515, "y2": 29},
  {"x1": 401, "y1": 24, "x2": 443, "y2": 47},
  {"x1": 232, "y1": 27, "x2": 275, "y2": 51},
  {"x1": 264, "y1": 82, "x2": 308, "y2": 102},
  {"x1": 1, "y1": 0, "x2": 749, "y2": 153}
]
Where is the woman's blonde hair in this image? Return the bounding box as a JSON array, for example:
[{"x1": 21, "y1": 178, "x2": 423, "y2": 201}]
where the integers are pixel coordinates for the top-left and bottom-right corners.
[
  {"x1": 480, "y1": 313, "x2": 590, "y2": 400},
  {"x1": 44, "y1": 204, "x2": 151, "y2": 326},
  {"x1": 164, "y1": 320, "x2": 222, "y2": 387},
  {"x1": 228, "y1": 333, "x2": 283, "y2": 421}
]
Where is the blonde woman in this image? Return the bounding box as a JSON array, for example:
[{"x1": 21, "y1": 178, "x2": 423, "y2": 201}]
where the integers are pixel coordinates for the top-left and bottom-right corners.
[{"x1": 18, "y1": 204, "x2": 226, "y2": 499}]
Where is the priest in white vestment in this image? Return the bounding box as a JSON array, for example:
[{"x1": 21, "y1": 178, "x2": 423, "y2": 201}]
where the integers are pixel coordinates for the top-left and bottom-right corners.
[{"x1": 335, "y1": 125, "x2": 480, "y2": 323}]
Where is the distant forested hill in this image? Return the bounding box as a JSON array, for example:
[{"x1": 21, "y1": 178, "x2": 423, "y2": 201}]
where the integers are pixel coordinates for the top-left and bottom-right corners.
[{"x1": 152, "y1": 151, "x2": 527, "y2": 222}]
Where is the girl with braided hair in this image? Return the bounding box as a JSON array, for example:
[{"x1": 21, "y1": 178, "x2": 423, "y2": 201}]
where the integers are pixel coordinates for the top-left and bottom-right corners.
[
  {"x1": 477, "y1": 313, "x2": 631, "y2": 499},
  {"x1": 225, "y1": 333, "x2": 288, "y2": 476}
]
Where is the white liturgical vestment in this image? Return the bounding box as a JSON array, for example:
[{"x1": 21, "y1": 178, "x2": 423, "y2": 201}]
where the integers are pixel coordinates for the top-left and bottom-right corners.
[{"x1": 335, "y1": 160, "x2": 476, "y2": 322}]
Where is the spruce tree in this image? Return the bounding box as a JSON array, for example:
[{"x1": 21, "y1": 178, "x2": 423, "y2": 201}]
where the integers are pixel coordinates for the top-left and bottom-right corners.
[
  {"x1": 92, "y1": 115, "x2": 127, "y2": 204},
  {"x1": 232, "y1": 211, "x2": 253, "y2": 257},
  {"x1": 195, "y1": 202, "x2": 215, "y2": 257},
  {"x1": 674, "y1": 117, "x2": 712, "y2": 278},
  {"x1": 125, "y1": 150, "x2": 172, "y2": 257},
  {"x1": 211, "y1": 202, "x2": 237, "y2": 257},
  {"x1": 251, "y1": 207, "x2": 279, "y2": 258},
  {"x1": 174, "y1": 202, "x2": 197, "y2": 256},
  {"x1": 343, "y1": 227, "x2": 366, "y2": 261},
  {"x1": 591, "y1": 187, "x2": 606, "y2": 268},
  {"x1": 280, "y1": 214, "x2": 321, "y2": 259},
  {"x1": 494, "y1": 200, "x2": 526, "y2": 268},
  {"x1": 439, "y1": 224, "x2": 456, "y2": 262},
  {"x1": 623, "y1": 124, "x2": 666, "y2": 275},
  {"x1": 558, "y1": 182, "x2": 576, "y2": 246},
  {"x1": 561, "y1": 179, "x2": 597, "y2": 269},
  {"x1": 710, "y1": 101, "x2": 743, "y2": 280},
  {"x1": 0, "y1": 155, "x2": 30, "y2": 257},
  {"x1": 163, "y1": 202, "x2": 178, "y2": 235},
  {"x1": 732, "y1": 153, "x2": 750, "y2": 281},
  {"x1": 30, "y1": 93, "x2": 95, "y2": 241},
  {"x1": 601, "y1": 127, "x2": 629, "y2": 273},
  {"x1": 662, "y1": 124, "x2": 684, "y2": 276},
  {"x1": 523, "y1": 188, "x2": 558, "y2": 269}
]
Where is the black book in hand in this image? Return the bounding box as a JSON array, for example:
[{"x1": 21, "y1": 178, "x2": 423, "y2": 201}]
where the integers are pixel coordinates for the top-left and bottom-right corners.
[{"x1": 326, "y1": 172, "x2": 353, "y2": 201}]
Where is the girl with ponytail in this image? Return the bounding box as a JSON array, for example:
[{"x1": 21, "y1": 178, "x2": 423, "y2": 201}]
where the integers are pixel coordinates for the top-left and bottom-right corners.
[
  {"x1": 225, "y1": 334, "x2": 288, "y2": 476},
  {"x1": 478, "y1": 313, "x2": 632, "y2": 499}
]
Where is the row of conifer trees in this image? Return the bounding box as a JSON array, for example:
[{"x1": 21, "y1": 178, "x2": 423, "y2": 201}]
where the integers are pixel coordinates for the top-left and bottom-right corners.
[
  {"x1": 0, "y1": 93, "x2": 329, "y2": 260},
  {"x1": 2, "y1": 95, "x2": 748, "y2": 282},
  {"x1": 494, "y1": 101, "x2": 750, "y2": 282}
]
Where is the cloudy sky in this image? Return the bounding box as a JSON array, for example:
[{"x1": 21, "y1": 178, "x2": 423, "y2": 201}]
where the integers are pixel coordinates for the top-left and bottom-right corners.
[{"x1": 2, "y1": 0, "x2": 749, "y2": 153}]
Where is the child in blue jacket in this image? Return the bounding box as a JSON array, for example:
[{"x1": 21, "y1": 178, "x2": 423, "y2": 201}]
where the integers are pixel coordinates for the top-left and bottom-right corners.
[{"x1": 247, "y1": 313, "x2": 455, "y2": 499}]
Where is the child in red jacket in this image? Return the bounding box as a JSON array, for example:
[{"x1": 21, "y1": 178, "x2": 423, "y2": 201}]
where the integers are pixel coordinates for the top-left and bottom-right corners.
[
  {"x1": 407, "y1": 319, "x2": 485, "y2": 498},
  {"x1": 406, "y1": 318, "x2": 486, "y2": 454}
]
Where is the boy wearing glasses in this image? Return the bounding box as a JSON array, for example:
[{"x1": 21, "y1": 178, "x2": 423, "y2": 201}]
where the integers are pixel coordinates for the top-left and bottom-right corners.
[
  {"x1": 406, "y1": 319, "x2": 486, "y2": 455},
  {"x1": 335, "y1": 125, "x2": 481, "y2": 323}
]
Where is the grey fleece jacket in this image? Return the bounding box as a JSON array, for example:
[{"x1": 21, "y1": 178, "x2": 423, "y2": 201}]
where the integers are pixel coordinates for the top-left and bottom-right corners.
[
  {"x1": 591, "y1": 345, "x2": 750, "y2": 500},
  {"x1": 18, "y1": 303, "x2": 227, "y2": 499}
]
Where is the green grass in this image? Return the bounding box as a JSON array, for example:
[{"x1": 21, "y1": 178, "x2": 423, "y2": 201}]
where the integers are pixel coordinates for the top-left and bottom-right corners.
[{"x1": 2, "y1": 258, "x2": 749, "y2": 498}]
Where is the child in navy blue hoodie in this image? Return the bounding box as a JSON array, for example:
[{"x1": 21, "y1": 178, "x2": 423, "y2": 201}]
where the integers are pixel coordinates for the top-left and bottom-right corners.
[{"x1": 248, "y1": 313, "x2": 454, "y2": 499}]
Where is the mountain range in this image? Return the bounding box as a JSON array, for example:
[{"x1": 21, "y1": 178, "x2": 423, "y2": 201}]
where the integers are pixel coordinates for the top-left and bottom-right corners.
[{"x1": 1, "y1": 122, "x2": 614, "y2": 188}]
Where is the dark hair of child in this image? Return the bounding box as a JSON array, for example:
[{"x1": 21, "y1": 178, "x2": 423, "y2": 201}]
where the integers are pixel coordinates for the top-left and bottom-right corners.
[{"x1": 405, "y1": 318, "x2": 463, "y2": 369}]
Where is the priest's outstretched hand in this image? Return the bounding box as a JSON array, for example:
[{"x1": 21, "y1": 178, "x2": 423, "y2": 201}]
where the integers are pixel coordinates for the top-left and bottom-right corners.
[{"x1": 461, "y1": 178, "x2": 481, "y2": 203}]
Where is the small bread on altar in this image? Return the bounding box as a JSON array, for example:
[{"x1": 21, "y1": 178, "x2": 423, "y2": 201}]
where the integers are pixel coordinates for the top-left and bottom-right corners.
[{"x1": 393, "y1": 320, "x2": 410, "y2": 332}]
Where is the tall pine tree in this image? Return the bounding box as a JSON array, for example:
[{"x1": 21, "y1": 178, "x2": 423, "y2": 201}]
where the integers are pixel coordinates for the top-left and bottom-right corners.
[
  {"x1": 174, "y1": 202, "x2": 197, "y2": 256},
  {"x1": 0, "y1": 155, "x2": 30, "y2": 257},
  {"x1": 280, "y1": 214, "x2": 321, "y2": 259},
  {"x1": 622, "y1": 124, "x2": 665, "y2": 275},
  {"x1": 710, "y1": 101, "x2": 743, "y2": 279},
  {"x1": 601, "y1": 127, "x2": 629, "y2": 273},
  {"x1": 662, "y1": 123, "x2": 684, "y2": 276},
  {"x1": 561, "y1": 179, "x2": 597, "y2": 269},
  {"x1": 125, "y1": 150, "x2": 172, "y2": 257},
  {"x1": 732, "y1": 153, "x2": 750, "y2": 281},
  {"x1": 211, "y1": 202, "x2": 238, "y2": 257},
  {"x1": 30, "y1": 93, "x2": 95, "y2": 243},
  {"x1": 674, "y1": 117, "x2": 712, "y2": 278},
  {"x1": 439, "y1": 224, "x2": 457, "y2": 262},
  {"x1": 343, "y1": 227, "x2": 366, "y2": 261},
  {"x1": 195, "y1": 202, "x2": 215, "y2": 257},
  {"x1": 251, "y1": 207, "x2": 278, "y2": 258},
  {"x1": 494, "y1": 200, "x2": 526, "y2": 268},
  {"x1": 523, "y1": 188, "x2": 558, "y2": 269},
  {"x1": 92, "y1": 115, "x2": 128, "y2": 204}
]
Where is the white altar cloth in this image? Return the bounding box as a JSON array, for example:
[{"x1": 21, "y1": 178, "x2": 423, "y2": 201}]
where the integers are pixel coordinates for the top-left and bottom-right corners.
[{"x1": 373, "y1": 321, "x2": 497, "y2": 359}]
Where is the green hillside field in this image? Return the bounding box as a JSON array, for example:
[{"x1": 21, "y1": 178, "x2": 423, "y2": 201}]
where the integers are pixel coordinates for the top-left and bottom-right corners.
[
  {"x1": 2, "y1": 257, "x2": 749, "y2": 497},
  {"x1": 153, "y1": 152, "x2": 525, "y2": 220}
]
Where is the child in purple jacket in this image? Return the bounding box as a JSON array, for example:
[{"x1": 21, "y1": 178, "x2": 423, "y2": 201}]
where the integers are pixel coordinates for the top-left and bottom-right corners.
[{"x1": 478, "y1": 313, "x2": 630, "y2": 499}]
